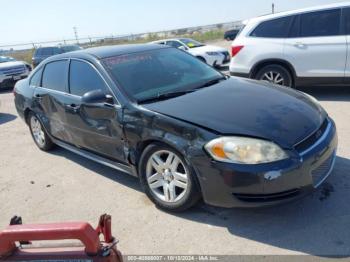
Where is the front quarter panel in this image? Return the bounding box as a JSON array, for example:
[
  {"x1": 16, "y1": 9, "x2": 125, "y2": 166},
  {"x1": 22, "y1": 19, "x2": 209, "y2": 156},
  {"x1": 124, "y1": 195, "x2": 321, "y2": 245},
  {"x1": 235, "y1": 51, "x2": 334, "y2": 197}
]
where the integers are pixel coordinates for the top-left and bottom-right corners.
[
  {"x1": 122, "y1": 105, "x2": 217, "y2": 177},
  {"x1": 121, "y1": 105, "x2": 274, "y2": 207}
]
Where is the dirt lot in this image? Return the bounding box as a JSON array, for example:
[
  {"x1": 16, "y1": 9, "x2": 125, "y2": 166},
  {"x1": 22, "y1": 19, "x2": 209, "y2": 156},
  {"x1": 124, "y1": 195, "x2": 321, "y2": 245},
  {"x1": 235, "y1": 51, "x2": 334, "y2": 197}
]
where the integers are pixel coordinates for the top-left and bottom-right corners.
[{"x1": 1, "y1": 42, "x2": 350, "y2": 256}]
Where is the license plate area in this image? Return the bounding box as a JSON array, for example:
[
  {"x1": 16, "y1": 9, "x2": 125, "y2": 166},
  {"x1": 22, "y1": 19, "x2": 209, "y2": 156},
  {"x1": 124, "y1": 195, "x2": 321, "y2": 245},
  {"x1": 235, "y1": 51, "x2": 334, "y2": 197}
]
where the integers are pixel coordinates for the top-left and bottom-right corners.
[{"x1": 13, "y1": 75, "x2": 21, "y2": 81}]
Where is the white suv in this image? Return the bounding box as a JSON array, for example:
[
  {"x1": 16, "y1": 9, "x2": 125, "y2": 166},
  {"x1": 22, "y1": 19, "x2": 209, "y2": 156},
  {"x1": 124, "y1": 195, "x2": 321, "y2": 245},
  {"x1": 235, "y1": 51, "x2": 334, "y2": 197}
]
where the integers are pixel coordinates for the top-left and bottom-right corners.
[{"x1": 229, "y1": 2, "x2": 350, "y2": 88}]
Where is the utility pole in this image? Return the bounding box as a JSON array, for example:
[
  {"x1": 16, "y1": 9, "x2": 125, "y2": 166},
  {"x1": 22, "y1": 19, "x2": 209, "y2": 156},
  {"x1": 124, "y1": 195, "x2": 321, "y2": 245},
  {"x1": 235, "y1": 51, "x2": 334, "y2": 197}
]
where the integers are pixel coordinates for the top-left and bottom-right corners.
[
  {"x1": 272, "y1": 3, "x2": 275, "y2": 14},
  {"x1": 88, "y1": 36, "x2": 92, "y2": 46},
  {"x1": 73, "y1": 26, "x2": 79, "y2": 44}
]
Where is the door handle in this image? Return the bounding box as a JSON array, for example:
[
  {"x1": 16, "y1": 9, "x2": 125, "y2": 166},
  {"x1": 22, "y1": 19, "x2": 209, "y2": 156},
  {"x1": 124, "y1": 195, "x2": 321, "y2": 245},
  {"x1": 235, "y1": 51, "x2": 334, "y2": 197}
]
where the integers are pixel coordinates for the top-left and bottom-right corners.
[
  {"x1": 66, "y1": 104, "x2": 80, "y2": 113},
  {"x1": 34, "y1": 94, "x2": 43, "y2": 100}
]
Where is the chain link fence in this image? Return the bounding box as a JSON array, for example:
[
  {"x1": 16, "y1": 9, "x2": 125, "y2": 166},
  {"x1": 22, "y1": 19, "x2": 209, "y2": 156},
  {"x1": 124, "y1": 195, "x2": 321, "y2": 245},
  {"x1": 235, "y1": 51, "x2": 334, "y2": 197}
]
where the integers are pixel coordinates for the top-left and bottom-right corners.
[{"x1": 0, "y1": 21, "x2": 242, "y2": 63}]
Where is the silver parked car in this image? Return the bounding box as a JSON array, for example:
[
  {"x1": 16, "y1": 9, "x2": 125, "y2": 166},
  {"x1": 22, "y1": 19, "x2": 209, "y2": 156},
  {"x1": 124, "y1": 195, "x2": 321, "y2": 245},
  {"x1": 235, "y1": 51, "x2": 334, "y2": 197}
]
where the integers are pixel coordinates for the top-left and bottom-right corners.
[{"x1": 0, "y1": 56, "x2": 31, "y2": 89}]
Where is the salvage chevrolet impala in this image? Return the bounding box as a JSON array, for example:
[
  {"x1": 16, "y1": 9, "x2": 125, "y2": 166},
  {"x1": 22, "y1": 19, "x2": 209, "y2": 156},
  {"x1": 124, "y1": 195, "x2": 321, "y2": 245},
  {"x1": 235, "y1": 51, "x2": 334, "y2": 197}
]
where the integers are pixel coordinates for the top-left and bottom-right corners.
[{"x1": 14, "y1": 44, "x2": 337, "y2": 211}]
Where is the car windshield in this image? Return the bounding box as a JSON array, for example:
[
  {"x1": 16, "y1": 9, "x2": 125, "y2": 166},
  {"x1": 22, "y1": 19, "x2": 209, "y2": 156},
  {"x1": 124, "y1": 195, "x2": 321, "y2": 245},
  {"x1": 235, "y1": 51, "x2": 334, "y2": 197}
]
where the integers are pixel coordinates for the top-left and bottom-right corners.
[
  {"x1": 0, "y1": 56, "x2": 16, "y2": 63},
  {"x1": 179, "y1": 38, "x2": 205, "y2": 48},
  {"x1": 103, "y1": 48, "x2": 223, "y2": 103},
  {"x1": 60, "y1": 45, "x2": 82, "y2": 53}
]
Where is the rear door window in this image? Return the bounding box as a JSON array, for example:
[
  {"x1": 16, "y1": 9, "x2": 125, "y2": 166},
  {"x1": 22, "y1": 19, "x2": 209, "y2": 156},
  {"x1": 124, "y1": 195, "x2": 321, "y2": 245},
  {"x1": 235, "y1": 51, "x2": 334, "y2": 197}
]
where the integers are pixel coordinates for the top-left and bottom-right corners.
[
  {"x1": 42, "y1": 60, "x2": 68, "y2": 92},
  {"x1": 69, "y1": 60, "x2": 108, "y2": 96},
  {"x1": 251, "y1": 16, "x2": 293, "y2": 38},
  {"x1": 300, "y1": 9, "x2": 341, "y2": 37},
  {"x1": 288, "y1": 15, "x2": 300, "y2": 38},
  {"x1": 342, "y1": 7, "x2": 350, "y2": 34}
]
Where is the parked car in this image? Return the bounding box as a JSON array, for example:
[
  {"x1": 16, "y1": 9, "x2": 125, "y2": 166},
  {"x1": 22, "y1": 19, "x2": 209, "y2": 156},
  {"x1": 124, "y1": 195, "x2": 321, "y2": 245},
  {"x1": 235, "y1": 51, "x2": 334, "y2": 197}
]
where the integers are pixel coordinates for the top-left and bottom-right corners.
[
  {"x1": 151, "y1": 38, "x2": 230, "y2": 67},
  {"x1": 14, "y1": 44, "x2": 337, "y2": 211},
  {"x1": 59, "y1": 44, "x2": 84, "y2": 53},
  {"x1": 224, "y1": 29, "x2": 240, "y2": 41},
  {"x1": 229, "y1": 2, "x2": 350, "y2": 88},
  {"x1": 0, "y1": 56, "x2": 31, "y2": 89},
  {"x1": 32, "y1": 45, "x2": 82, "y2": 67}
]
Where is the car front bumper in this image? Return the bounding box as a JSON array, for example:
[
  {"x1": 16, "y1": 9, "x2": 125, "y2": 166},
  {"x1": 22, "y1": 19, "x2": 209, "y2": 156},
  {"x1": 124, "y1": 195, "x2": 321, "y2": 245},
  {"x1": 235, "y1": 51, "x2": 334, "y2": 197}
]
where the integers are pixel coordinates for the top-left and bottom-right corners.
[
  {"x1": 206, "y1": 52, "x2": 231, "y2": 67},
  {"x1": 190, "y1": 118, "x2": 338, "y2": 208},
  {"x1": 0, "y1": 72, "x2": 29, "y2": 88}
]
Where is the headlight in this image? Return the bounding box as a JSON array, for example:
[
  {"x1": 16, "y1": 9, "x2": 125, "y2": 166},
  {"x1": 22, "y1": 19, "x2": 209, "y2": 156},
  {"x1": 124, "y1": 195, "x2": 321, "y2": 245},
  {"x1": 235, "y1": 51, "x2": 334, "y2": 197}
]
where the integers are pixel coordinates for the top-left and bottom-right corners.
[
  {"x1": 205, "y1": 137, "x2": 288, "y2": 164},
  {"x1": 206, "y1": 51, "x2": 220, "y2": 56}
]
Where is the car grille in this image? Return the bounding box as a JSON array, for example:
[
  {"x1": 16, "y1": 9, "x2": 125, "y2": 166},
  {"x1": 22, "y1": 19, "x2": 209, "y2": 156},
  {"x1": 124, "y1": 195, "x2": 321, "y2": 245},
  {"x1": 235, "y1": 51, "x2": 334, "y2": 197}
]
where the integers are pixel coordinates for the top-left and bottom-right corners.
[
  {"x1": 233, "y1": 189, "x2": 300, "y2": 202},
  {"x1": 294, "y1": 119, "x2": 329, "y2": 154},
  {"x1": 221, "y1": 51, "x2": 230, "y2": 63},
  {"x1": 311, "y1": 152, "x2": 335, "y2": 188},
  {"x1": 0, "y1": 65, "x2": 26, "y2": 76}
]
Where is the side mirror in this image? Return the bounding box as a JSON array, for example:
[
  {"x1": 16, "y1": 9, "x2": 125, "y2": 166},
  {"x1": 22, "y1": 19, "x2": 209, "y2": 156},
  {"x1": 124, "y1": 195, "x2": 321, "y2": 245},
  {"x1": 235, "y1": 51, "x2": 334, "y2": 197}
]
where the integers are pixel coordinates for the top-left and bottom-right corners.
[
  {"x1": 81, "y1": 89, "x2": 114, "y2": 105},
  {"x1": 178, "y1": 46, "x2": 188, "y2": 51}
]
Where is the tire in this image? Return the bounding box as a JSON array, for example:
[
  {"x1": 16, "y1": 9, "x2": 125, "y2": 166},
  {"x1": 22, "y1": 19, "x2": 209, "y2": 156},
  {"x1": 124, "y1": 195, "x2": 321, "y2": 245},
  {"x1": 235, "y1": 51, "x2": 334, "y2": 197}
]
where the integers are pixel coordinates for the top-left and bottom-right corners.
[
  {"x1": 139, "y1": 143, "x2": 201, "y2": 212},
  {"x1": 28, "y1": 112, "x2": 55, "y2": 151},
  {"x1": 255, "y1": 64, "x2": 293, "y2": 88}
]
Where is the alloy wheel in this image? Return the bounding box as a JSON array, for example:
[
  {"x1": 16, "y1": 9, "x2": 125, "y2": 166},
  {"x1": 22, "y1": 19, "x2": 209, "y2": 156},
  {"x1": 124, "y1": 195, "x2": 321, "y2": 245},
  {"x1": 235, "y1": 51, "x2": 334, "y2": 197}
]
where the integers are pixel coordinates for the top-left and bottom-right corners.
[
  {"x1": 260, "y1": 71, "x2": 285, "y2": 86},
  {"x1": 146, "y1": 150, "x2": 189, "y2": 203},
  {"x1": 30, "y1": 116, "x2": 46, "y2": 147}
]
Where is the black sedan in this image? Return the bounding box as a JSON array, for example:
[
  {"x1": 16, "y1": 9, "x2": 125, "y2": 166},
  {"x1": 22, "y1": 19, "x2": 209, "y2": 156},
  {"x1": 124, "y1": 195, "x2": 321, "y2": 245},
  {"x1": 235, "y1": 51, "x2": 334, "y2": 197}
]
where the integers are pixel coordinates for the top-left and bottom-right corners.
[{"x1": 14, "y1": 44, "x2": 337, "y2": 211}]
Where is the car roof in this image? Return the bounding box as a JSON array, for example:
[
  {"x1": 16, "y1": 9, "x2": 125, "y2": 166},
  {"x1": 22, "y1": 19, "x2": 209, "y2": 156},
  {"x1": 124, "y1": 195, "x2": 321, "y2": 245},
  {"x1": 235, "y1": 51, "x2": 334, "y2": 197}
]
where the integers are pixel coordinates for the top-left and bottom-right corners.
[
  {"x1": 47, "y1": 44, "x2": 170, "y2": 61},
  {"x1": 248, "y1": 2, "x2": 350, "y2": 24}
]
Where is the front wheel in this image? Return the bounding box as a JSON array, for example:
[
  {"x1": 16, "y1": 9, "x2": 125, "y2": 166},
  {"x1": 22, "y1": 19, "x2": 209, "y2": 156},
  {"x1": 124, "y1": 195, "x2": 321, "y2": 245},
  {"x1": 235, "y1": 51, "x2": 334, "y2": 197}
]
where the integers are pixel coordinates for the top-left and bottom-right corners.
[
  {"x1": 255, "y1": 64, "x2": 293, "y2": 88},
  {"x1": 139, "y1": 143, "x2": 201, "y2": 212}
]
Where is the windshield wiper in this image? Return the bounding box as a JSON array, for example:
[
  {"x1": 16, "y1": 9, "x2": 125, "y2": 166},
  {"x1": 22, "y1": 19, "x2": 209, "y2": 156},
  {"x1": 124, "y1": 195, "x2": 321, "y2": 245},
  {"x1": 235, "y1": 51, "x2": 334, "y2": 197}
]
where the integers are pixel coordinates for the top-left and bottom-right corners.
[
  {"x1": 138, "y1": 77, "x2": 227, "y2": 104},
  {"x1": 138, "y1": 89, "x2": 195, "y2": 104},
  {"x1": 193, "y1": 76, "x2": 227, "y2": 90}
]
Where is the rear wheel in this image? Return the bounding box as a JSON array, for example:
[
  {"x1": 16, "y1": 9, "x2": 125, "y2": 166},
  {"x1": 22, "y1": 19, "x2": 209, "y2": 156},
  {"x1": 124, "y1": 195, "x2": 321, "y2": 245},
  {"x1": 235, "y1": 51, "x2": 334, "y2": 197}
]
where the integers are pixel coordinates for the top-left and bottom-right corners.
[
  {"x1": 28, "y1": 112, "x2": 55, "y2": 151},
  {"x1": 255, "y1": 64, "x2": 293, "y2": 88},
  {"x1": 139, "y1": 143, "x2": 201, "y2": 212}
]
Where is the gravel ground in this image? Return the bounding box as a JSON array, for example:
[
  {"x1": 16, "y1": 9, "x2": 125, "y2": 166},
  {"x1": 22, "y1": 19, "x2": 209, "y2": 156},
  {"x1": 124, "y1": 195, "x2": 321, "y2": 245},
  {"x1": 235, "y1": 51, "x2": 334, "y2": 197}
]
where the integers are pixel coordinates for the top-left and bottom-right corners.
[{"x1": 0, "y1": 42, "x2": 350, "y2": 256}]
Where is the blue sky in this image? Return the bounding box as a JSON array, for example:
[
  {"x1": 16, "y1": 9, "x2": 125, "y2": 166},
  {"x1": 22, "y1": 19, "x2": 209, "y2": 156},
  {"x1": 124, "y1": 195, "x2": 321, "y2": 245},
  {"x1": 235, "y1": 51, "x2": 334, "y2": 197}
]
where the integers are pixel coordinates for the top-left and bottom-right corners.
[{"x1": 1, "y1": 0, "x2": 348, "y2": 45}]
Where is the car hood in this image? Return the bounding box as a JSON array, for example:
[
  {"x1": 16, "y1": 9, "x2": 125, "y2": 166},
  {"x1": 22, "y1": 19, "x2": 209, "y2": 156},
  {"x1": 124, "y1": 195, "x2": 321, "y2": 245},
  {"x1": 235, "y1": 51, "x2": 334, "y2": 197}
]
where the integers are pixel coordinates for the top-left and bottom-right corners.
[
  {"x1": 189, "y1": 45, "x2": 228, "y2": 54},
  {"x1": 0, "y1": 61, "x2": 24, "y2": 70},
  {"x1": 142, "y1": 77, "x2": 326, "y2": 148}
]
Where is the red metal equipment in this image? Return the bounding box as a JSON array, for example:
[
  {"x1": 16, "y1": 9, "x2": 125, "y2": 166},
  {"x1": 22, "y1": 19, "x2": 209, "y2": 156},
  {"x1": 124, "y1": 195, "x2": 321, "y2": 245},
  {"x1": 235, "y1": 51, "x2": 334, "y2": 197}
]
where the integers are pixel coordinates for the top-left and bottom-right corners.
[{"x1": 0, "y1": 214, "x2": 122, "y2": 261}]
